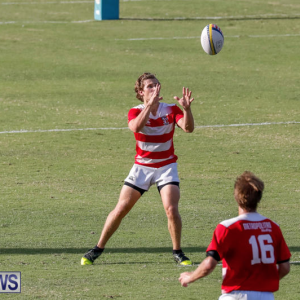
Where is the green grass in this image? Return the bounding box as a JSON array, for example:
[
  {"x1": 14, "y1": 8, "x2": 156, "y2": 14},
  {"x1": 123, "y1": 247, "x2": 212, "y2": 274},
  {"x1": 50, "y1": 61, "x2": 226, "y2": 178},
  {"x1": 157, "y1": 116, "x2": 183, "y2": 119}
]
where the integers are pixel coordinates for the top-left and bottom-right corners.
[{"x1": 0, "y1": 0, "x2": 299, "y2": 299}]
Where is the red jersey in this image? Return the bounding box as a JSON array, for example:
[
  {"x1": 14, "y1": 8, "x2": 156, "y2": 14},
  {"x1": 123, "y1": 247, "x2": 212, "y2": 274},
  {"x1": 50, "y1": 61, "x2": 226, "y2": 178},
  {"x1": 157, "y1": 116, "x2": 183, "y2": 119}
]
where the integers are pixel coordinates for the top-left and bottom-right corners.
[
  {"x1": 128, "y1": 102, "x2": 184, "y2": 168},
  {"x1": 207, "y1": 213, "x2": 291, "y2": 294}
]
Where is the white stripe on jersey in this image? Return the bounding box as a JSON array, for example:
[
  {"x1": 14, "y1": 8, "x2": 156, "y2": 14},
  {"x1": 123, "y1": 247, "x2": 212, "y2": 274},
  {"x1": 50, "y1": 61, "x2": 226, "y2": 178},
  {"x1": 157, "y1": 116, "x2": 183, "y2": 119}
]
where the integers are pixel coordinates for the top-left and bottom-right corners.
[
  {"x1": 220, "y1": 213, "x2": 267, "y2": 228},
  {"x1": 136, "y1": 156, "x2": 174, "y2": 164},
  {"x1": 133, "y1": 103, "x2": 176, "y2": 117},
  {"x1": 222, "y1": 267, "x2": 227, "y2": 280},
  {"x1": 140, "y1": 123, "x2": 174, "y2": 136},
  {"x1": 137, "y1": 140, "x2": 172, "y2": 152}
]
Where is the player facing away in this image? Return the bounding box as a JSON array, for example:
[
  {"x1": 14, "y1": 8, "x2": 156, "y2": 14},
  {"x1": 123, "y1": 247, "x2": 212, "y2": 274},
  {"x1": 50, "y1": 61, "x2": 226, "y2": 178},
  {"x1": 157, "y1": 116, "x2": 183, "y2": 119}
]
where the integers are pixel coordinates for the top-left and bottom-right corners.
[
  {"x1": 81, "y1": 72, "x2": 195, "y2": 266},
  {"x1": 179, "y1": 171, "x2": 291, "y2": 300}
]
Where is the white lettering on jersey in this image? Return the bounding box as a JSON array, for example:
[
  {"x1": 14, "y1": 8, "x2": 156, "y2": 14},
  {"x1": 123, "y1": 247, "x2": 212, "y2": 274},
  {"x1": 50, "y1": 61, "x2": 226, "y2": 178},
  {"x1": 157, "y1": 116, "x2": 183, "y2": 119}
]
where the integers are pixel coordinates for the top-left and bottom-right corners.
[{"x1": 243, "y1": 222, "x2": 272, "y2": 232}]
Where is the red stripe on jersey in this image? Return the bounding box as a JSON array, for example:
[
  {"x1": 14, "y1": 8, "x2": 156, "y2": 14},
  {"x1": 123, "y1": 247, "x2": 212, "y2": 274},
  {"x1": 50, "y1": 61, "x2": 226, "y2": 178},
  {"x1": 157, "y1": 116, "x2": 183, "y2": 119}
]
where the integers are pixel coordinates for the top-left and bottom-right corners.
[
  {"x1": 134, "y1": 129, "x2": 174, "y2": 143},
  {"x1": 145, "y1": 114, "x2": 175, "y2": 127},
  {"x1": 136, "y1": 144, "x2": 175, "y2": 159},
  {"x1": 135, "y1": 157, "x2": 178, "y2": 168},
  {"x1": 128, "y1": 108, "x2": 142, "y2": 122},
  {"x1": 128, "y1": 105, "x2": 183, "y2": 124}
]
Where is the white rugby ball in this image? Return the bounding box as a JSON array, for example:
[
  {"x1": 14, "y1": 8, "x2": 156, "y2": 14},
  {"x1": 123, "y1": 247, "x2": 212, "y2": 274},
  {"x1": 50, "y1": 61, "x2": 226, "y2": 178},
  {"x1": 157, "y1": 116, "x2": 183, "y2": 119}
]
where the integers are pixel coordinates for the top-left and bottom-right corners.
[{"x1": 201, "y1": 24, "x2": 224, "y2": 55}]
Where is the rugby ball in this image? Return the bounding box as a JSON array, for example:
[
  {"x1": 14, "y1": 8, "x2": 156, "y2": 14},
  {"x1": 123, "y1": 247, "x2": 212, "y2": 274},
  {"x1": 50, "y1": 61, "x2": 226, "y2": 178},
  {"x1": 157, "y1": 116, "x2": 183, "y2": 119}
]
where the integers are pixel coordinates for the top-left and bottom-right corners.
[{"x1": 200, "y1": 24, "x2": 224, "y2": 55}]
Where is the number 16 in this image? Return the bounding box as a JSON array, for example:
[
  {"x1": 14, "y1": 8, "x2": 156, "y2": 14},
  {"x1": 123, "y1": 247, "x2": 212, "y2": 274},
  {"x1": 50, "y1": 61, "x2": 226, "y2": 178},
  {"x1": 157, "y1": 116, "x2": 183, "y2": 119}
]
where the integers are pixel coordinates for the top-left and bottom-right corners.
[{"x1": 249, "y1": 234, "x2": 275, "y2": 265}]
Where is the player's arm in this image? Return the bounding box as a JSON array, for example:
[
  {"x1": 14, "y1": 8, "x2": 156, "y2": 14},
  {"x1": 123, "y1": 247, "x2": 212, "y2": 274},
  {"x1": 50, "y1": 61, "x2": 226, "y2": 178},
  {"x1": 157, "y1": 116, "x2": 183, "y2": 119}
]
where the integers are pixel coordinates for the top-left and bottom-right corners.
[
  {"x1": 179, "y1": 256, "x2": 218, "y2": 287},
  {"x1": 174, "y1": 87, "x2": 194, "y2": 133},
  {"x1": 128, "y1": 105, "x2": 152, "y2": 133},
  {"x1": 129, "y1": 84, "x2": 161, "y2": 133},
  {"x1": 278, "y1": 261, "x2": 290, "y2": 280}
]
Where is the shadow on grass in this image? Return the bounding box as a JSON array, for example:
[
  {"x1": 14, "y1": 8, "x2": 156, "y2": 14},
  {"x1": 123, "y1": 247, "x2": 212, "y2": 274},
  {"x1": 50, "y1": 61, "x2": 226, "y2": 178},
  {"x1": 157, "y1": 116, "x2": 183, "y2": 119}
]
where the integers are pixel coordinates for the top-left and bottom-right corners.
[
  {"x1": 0, "y1": 246, "x2": 207, "y2": 255},
  {"x1": 1, "y1": 246, "x2": 300, "y2": 255}
]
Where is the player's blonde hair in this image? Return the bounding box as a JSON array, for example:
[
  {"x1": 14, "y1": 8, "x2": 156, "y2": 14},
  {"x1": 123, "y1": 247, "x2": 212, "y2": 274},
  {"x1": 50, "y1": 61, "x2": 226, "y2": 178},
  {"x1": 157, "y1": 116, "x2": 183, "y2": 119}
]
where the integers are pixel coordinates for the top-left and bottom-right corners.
[
  {"x1": 234, "y1": 171, "x2": 264, "y2": 211},
  {"x1": 134, "y1": 72, "x2": 159, "y2": 102}
]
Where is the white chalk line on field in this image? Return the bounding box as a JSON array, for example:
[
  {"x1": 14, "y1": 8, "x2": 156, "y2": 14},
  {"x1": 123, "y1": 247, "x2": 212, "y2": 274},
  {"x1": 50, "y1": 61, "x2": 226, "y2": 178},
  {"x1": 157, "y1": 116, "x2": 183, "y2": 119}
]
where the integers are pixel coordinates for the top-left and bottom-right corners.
[
  {"x1": 115, "y1": 33, "x2": 300, "y2": 41},
  {"x1": 195, "y1": 121, "x2": 300, "y2": 128},
  {"x1": 0, "y1": 20, "x2": 94, "y2": 25},
  {"x1": 0, "y1": 127, "x2": 128, "y2": 134},
  {"x1": 0, "y1": 121, "x2": 299, "y2": 135},
  {"x1": 0, "y1": 1, "x2": 93, "y2": 4},
  {"x1": 121, "y1": 13, "x2": 300, "y2": 20},
  {"x1": 0, "y1": 19, "x2": 95, "y2": 24},
  {"x1": 0, "y1": 0, "x2": 169, "y2": 4}
]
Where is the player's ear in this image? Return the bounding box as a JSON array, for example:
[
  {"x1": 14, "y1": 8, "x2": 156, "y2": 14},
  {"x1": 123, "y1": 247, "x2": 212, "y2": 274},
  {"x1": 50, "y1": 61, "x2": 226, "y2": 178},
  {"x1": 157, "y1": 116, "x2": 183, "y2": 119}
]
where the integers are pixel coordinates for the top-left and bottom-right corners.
[{"x1": 138, "y1": 90, "x2": 144, "y2": 96}]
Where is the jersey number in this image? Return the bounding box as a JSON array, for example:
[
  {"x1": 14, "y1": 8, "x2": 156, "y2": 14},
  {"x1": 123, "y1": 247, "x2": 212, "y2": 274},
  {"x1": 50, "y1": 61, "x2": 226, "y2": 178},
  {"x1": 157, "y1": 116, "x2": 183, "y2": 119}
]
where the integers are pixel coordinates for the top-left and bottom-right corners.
[{"x1": 249, "y1": 234, "x2": 275, "y2": 265}]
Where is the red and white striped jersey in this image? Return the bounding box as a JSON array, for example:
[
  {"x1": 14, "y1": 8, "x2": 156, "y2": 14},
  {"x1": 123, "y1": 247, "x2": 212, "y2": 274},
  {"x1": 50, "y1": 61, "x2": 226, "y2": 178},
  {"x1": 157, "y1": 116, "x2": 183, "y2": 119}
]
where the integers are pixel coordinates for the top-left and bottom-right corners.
[
  {"x1": 128, "y1": 102, "x2": 184, "y2": 168},
  {"x1": 207, "y1": 213, "x2": 291, "y2": 294}
]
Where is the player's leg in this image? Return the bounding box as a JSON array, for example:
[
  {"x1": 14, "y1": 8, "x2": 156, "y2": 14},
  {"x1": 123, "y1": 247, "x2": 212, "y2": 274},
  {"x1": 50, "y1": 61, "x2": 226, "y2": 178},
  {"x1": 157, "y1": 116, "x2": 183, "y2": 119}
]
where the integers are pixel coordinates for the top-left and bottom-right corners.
[
  {"x1": 97, "y1": 185, "x2": 142, "y2": 248},
  {"x1": 81, "y1": 185, "x2": 143, "y2": 265},
  {"x1": 160, "y1": 183, "x2": 182, "y2": 249},
  {"x1": 159, "y1": 183, "x2": 192, "y2": 265},
  {"x1": 81, "y1": 164, "x2": 152, "y2": 265},
  {"x1": 155, "y1": 163, "x2": 191, "y2": 265}
]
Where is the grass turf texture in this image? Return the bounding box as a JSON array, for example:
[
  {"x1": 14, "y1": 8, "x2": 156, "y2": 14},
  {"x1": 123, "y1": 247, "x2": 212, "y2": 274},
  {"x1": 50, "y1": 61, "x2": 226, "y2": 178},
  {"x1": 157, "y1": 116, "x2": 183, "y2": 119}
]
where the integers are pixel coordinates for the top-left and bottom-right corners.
[{"x1": 0, "y1": 0, "x2": 299, "y2": 299}]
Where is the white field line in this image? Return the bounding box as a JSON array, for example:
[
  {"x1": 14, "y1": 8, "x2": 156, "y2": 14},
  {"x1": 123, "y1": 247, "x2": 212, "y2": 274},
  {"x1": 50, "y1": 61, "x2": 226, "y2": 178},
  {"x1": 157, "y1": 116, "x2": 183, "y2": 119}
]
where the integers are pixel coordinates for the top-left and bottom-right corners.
[
  {"x1": 195, "y1": 121, "x2": 300, "y2": 128},
  {"x1": 0, "y1": 0, "x2": 169, "y2": 4},
  {"x1": 0, "y1": 0, "x2": 168, "y2": 3},
  {"x1": 0, "y1": 20, "x2": 94, "y2": 25},
  {"x1": 121, "y1": 13, "x2": 300, "y2": 20},
  {"x1": 0, "y1": 127, "x2": 128, "y2": 134},
  {"x1": 4, "y1": 21, "x2": 297, "y2": 28},
  {"x1": 115, "y1": 33, "x2": 300, "y2": 41},
  {"x1": 0, "y1": 121, "x2": 299, "y2": 135}
]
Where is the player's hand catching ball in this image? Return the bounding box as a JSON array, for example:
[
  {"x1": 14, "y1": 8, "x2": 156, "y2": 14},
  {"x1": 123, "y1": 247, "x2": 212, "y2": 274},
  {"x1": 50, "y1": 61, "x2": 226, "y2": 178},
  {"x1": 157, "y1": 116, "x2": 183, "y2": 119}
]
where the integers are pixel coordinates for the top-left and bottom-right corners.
[{"x1": 174, "y1": 87, "x2": 194, "y2": 110}]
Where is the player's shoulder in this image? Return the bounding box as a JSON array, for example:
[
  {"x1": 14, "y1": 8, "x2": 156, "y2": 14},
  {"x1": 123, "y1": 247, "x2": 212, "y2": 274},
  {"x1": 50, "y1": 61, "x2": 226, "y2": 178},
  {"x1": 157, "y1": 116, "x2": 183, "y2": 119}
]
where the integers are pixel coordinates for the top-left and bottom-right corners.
[
  {"x1": 161, "y1": 102, "x2": 176, "y2": 107},
  {"x1": 161, "y1": 102, "x2": 182, "y2": 115},
  {"x1": 220, "y1": 213, "x2": 274, "y2": 228},
  {"x1": 131, "y1": 104, "x2": 145, "y2": 110},
  {"x1": 130, "y1": 103, "x2": 178, "y2": 110}
]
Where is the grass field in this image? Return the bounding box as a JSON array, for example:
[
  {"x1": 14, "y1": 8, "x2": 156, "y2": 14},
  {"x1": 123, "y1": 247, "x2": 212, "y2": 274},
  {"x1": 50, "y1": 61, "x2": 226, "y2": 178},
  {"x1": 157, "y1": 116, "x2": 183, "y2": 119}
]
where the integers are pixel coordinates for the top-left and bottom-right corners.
[{"x1": 0, "y1": 0, "x2": 299, "y2": 299}]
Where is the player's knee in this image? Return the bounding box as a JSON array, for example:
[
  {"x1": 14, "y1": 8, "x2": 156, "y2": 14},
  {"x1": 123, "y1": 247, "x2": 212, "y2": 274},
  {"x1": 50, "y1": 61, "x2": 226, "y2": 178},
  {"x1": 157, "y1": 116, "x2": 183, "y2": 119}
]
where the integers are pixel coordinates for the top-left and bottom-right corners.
[
  {"x1": 112, "y1": 205, "x2": 131, "y2": 219},
  {"x1": 165, "y1": 205, "x2": 180, "y2": 219}
]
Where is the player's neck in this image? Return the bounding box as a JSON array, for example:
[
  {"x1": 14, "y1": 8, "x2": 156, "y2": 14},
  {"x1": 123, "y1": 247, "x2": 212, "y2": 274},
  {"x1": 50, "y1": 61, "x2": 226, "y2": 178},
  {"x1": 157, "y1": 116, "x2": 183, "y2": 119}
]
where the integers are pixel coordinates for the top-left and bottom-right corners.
[
  {"x1": 238, "y1": 207, "x2": 257, "y2": 215},
  {"x1": 144, "y1": 101, "x2": 160, "y2": 115}
]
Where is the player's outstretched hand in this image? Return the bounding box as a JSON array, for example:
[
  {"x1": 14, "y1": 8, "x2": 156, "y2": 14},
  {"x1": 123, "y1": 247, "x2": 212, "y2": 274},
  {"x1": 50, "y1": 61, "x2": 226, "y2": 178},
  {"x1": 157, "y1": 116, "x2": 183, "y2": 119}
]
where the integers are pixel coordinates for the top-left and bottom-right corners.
[
  {"x1": 179, "y1": 272, "x2": 193, "y2": 287},
  {"x1": 174, "y1": 87, "x2": 194, "y2": 110},
  {"x1": 149, "y1": 84, "x2": 163, "y2": 106}
]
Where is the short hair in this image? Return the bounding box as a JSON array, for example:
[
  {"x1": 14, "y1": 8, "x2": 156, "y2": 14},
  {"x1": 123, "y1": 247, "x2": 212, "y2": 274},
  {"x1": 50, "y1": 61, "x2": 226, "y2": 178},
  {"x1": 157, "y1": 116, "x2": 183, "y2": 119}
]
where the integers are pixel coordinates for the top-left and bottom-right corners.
[
  {"x1": 234, "y1": 171, "x2": 264, "y2": 211},
  {"x1": 134, "y1": 72, "x2": 159, "y2": 102}
]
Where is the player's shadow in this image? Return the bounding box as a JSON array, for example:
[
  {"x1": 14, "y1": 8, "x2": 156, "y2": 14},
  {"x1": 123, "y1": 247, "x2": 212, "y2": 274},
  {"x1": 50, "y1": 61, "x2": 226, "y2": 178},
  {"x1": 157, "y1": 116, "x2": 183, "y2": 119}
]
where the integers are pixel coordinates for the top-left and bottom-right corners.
[
  {"x1": 0, "y1": 246, "x2": 206, "y2": 255},
  {"x1": 1, "y1": 246, "x2": 300, "y2": 255}
]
